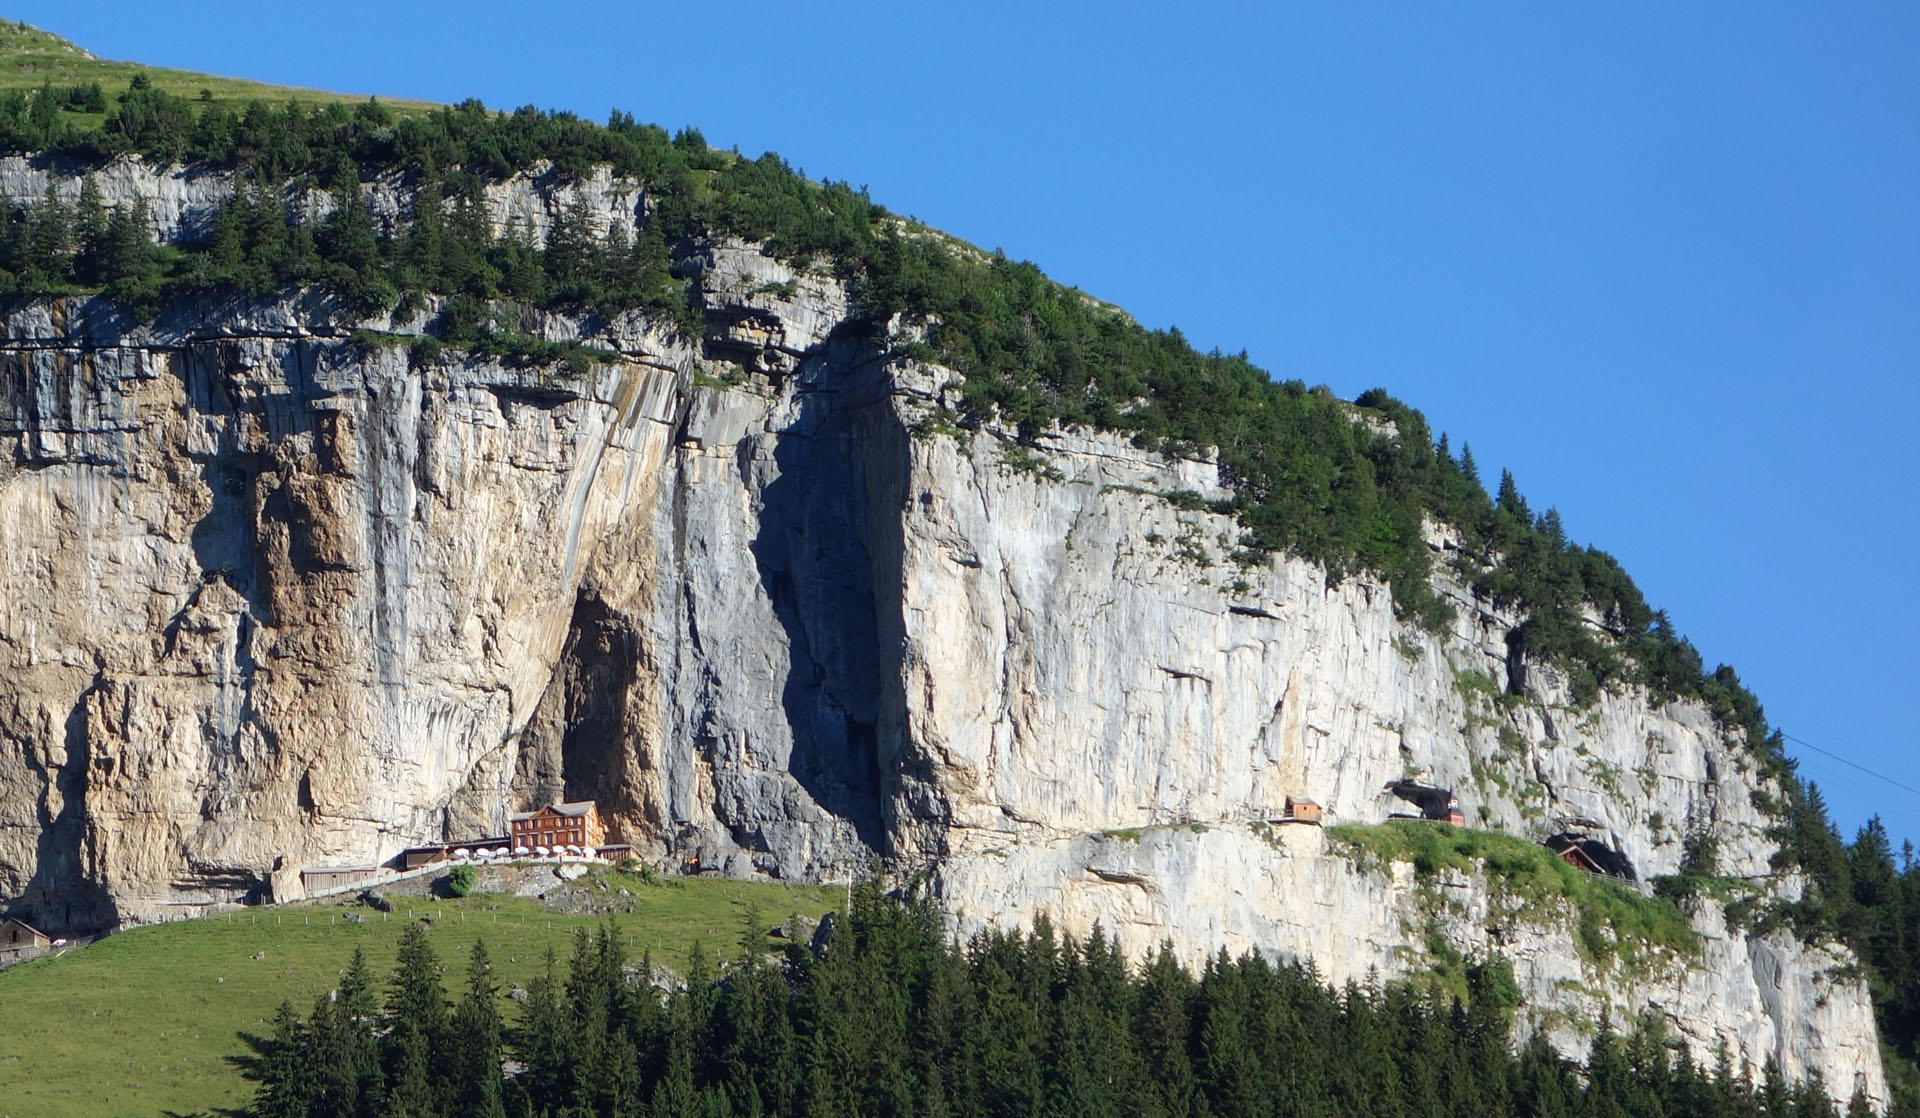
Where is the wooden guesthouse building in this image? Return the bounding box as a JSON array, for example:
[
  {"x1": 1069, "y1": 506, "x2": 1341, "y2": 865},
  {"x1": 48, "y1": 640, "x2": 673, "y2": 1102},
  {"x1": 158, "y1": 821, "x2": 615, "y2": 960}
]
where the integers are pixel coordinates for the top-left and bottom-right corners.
[{"x1": 511, "y1": 801, "x2": 606, "y2": 852}]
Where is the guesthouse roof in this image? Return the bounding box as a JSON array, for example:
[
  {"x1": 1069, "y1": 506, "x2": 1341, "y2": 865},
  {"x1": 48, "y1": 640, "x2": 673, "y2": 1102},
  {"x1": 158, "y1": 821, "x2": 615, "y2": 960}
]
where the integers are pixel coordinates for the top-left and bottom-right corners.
[
  {"x1": 510, "y1": 801, "x2": 597, "y2": 822},
  {"x1": 1, "y1": 916, "x2": 47, "y2": 939}
]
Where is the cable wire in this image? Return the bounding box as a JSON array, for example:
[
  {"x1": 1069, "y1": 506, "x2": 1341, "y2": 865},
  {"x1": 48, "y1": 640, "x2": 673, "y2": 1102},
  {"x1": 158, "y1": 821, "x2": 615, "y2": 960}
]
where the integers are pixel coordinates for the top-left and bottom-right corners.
[{"x1": 1780, "y1": 731, "x2": 1920, "y2": 800}]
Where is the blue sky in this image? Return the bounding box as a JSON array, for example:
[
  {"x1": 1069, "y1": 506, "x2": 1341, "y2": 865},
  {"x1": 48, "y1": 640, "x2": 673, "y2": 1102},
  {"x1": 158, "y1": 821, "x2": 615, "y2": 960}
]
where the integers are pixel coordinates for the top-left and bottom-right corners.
[{"x1": 19, "y1": 2, "x2": 1918, "y2": 844}]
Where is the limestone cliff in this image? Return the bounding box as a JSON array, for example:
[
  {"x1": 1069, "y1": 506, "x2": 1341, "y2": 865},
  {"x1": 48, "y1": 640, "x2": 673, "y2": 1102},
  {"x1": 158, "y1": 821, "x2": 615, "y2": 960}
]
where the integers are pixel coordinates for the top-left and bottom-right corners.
[{"x1": 0, "y1": 157, "x2": 1885, "y2": 1102}]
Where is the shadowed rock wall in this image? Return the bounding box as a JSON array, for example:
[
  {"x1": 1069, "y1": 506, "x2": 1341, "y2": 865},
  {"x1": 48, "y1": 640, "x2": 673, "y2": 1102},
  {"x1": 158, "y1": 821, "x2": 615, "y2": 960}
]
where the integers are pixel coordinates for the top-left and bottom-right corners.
[{"x1": 0, "y1": 158, "x2": 1888, "y2": 1103}]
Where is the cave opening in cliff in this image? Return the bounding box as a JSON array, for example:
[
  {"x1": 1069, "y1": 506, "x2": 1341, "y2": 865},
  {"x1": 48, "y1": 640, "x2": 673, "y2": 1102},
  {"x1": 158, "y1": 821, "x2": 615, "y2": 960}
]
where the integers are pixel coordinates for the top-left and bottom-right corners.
[
  {"x1": 553, "y1": 592, "x2": 640, "y2": 814},
  {"x1": 1544, "y1": 832, "x2": 1638, "y2": 881}
]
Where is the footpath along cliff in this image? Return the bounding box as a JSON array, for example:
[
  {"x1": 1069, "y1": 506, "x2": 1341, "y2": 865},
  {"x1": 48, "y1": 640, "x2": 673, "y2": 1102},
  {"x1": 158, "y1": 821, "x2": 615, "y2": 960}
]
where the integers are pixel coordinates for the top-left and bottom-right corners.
[{"x1": 0, "y1": 156, "x2": 1886, "y2": 1101}]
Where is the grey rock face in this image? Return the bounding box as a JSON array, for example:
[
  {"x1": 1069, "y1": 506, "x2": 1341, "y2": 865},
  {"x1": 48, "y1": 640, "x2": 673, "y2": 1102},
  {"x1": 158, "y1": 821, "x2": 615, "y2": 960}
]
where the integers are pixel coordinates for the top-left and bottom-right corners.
[
  {"x1": 0, "y1": 156, "x2": 641, "y2": 248},
  {"x1": 0, "y1": 165, "x2": 1886, "y2": 1103}
]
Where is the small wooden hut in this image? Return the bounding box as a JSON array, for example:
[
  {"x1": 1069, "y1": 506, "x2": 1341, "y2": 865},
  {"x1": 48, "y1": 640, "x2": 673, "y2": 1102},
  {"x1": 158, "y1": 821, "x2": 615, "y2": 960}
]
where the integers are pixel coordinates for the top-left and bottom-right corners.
[
  {"x1": 1283, "y1": 796, "x2": 1324, "y2": 825},
  {"x1": 0, "y1": 917, "x2": 49, "y2": 959}
]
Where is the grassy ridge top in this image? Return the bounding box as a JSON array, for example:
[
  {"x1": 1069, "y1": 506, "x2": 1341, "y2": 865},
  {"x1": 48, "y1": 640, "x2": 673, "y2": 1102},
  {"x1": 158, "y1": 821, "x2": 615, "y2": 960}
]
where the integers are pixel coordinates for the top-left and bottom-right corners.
[
  {"x1": 0, "y1": 18, "x2": 438, "y2": 120},
  {"x1": 0, "y1": 873, "x2": 837, "y2": 1117}
]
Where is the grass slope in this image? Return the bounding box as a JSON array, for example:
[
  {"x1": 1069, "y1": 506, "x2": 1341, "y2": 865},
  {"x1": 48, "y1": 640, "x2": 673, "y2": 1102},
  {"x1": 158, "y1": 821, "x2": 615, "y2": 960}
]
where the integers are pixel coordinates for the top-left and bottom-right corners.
[
  {"x1": 0, "y1": 19, "x2": 438, "y2": 121},
  {"x1": 1328, "y1": 821, "x2": 1698, "y2": 972},
  {"x1": 0, "y1": 872, "x2": 838, "y2": 1117}
]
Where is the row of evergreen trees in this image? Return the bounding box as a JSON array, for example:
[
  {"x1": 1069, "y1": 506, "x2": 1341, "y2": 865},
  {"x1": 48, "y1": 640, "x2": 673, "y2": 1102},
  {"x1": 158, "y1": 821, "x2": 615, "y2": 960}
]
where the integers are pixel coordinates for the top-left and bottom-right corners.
[
  {"x1": 0, "y1": 165, "x2": 696, "y2": 334},
  {"x1": 237, "y1": 885, "x2": 1891, "y2": 1118},
  {"x1": 0, "y1": 179, "x2": 162, "y2": 304}
]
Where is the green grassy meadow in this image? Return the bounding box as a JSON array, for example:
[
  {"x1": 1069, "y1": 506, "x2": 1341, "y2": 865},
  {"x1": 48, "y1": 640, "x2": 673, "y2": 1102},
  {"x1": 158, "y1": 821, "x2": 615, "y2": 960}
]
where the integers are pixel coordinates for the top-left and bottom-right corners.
[
  {"x1": 0, "y1": 873, "x2": 839, "y2": 1117},
  {"x1": 1327, "y1": 821, "x2": 1698, "y2": 970},
  {"x1": 0, "y1": 19, "x2": 439, "y2": 121}
]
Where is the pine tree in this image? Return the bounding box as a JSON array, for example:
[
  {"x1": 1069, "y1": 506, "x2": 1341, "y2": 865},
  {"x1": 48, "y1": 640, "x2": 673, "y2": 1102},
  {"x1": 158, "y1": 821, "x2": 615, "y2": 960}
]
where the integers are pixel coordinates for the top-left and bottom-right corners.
[
  {"x1": 712, "y1": 941, "x2": 798, "y2": 1118},
  {"x1": 1579, "y1": 1015, "x2": 1631, "y2": 1118},
  {"x1": 385, "y1": 923, "x2": 450, "y2": 1110},
  {"x1": 336, "y1": 948, "x2": 385, "y2": 1117},
  {"x1": 452, "y1": 940, "x2": 508, "y2": 1118},
  {"x1": 1667, "y1": 1041, "x2": 1706, "y2": 1118},
  {"x1": 388, "y1": 923, "x2": 449, "y2": 1036},
  {"x1": 1460, "y1": 960, "x2": 1520, "y2": 1117},
  {"x1": 26, "y1": 181, "x2": 73, "y2": 287},
  {"x1": 1779, "y1": 782, "x2": 1852, "y2": 935},
  {"x1": 241, "y1": 999, "x2": 317, "y2": 1118},
  {"x1": 649, "y1": 996, "x2": 701, "y2": 1118},
  {"x1": 383, "y1": 1022, "x2": 437, "y2": 1118},
  {"x1": 494, "y1": 218, "x2": 545, "y2": 302},
  {"x1": 189, "y1": 100, "x2": 236, "y2": 162},
  {"x1": 542, "y1": 197, "x2": 595, "y2": 293},
  {"x1": 1542, "y1": 507, "x2": 1568, "y2": 552},
  {"x1": 1494, "y1": 468, "x2": 1523, "y2": 514},
  {"x1": 1846, "y1": 817, "x2": 1900, "y2": 966},
  {"x1": 1195, "y1": 951, "x2": 1262, "y2": 1117},
  {"x1": 444, "y1": 182, "x2": 500, "y2": 295},
  {"x1": 1514, "y1": 1031, "x2": 1578, "y2": 1118},
  {"x1": 1703, "y1": 1040, "x2": 1748, "y2": 1118},
  {"x1": 72, "y1": 174, "x2": 106, "y2": 284},
  {"x1": 1757, "y1": 1056, "x2": 1792, "y2": 1118},
  {"x1": 799, "y1": 934, "x2": 862, "y2": 1118},
  {"x1": 967, "y1": 929, "x2": 1048, "y2": 1118},
  {"x1": 291, "y1": 968, "x2": 386, "y2": 1118},
  {"x1": 1619, "y1": 1014, "x2": 1673, "y2": 1118},
  {"x1": 598, "y1": 217, "x2": 645, "y2": 309},
  {"x1": 22, "y1": 83, "x2": 59, "y2": 148},
  {"x1": 398, "y1": 172, "x2": 449, "y2": 292},
  {"x1": 1136, "y1": 944, "x2": 1200, "y2": 1117},
  {"x1": 1458, "y1": 442, "x2": 1481, "y2": 487},
  {"x1": 101, "y1": 199, "x2": 162, "y2": 307},
  {"x1": 1795, "y1": 1073, "x2": 1843, "y2": 1118},
  {"x1": 517, "y1": 946, "x2": 577, "y2": 1114},
  {"x1": 317, "y1": 188, "x2": 394, "y2": 315},
  {"x1": 308, "y1": 989, "x2": 360, "y2": 1118},
  {"x1": 568, "y1": 928, "x2": 642, "y2": 1116}
]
